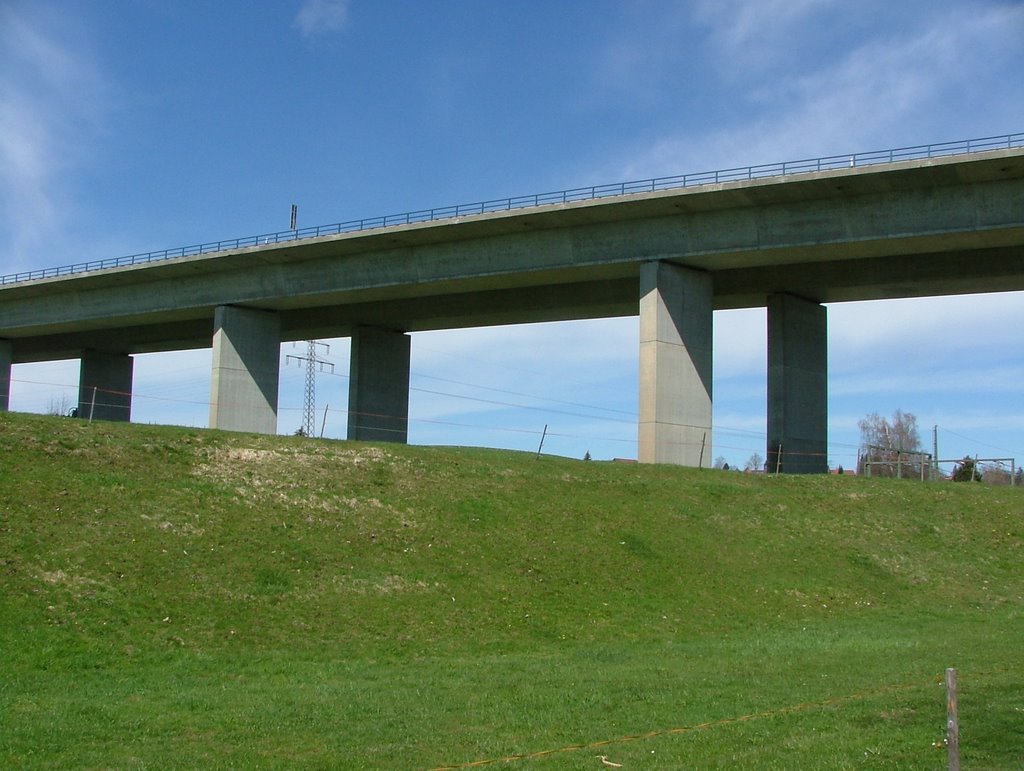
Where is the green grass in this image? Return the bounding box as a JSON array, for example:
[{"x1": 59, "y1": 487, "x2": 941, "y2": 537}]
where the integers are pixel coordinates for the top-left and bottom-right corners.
[{"x1": 1, "y1": 411, "x2": 1021, "y2": 769}]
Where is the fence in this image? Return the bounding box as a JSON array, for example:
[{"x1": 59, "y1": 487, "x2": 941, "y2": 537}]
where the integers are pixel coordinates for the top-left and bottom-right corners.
[
  {"x1": 428, "y1": 667, "x2": 974, "y2": 770},
  {"x1": 863, "y1": 454, "x2": 1018, "y2": 485}
]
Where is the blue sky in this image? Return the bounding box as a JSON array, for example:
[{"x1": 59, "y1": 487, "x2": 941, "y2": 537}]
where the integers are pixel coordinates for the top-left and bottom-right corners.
[{"x1": 2, "y1": 0, "x2": 1023, "y2": 471}]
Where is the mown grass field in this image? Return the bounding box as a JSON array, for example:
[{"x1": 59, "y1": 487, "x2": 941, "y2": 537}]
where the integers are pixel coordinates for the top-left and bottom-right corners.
[{"x1": 1, "y1": 411, "x2": 1021, "y2": 769}]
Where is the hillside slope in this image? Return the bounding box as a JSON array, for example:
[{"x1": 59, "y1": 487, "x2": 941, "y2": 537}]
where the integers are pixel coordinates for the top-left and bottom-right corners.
[{"x1": 1, "y1": 412, "x2": 1021, "y2": 769}]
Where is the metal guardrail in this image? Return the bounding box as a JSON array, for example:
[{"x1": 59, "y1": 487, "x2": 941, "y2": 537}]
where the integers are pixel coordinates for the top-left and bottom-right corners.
[{"x1": 3, "y1": 132, "x2": 1022, "y2": 286}]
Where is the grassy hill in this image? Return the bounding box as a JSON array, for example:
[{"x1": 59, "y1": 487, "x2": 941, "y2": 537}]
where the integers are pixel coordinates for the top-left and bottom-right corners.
[{"x1": 1, "y1": 411, "x2": 1021, "y2": 769}]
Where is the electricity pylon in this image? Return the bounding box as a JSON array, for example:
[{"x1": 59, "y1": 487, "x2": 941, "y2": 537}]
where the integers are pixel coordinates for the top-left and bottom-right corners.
[{"x1": 286, "y1": 340, "x2": 333, "y2": 436}]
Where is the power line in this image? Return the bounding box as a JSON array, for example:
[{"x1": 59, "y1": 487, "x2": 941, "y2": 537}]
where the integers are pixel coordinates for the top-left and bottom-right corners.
[
  {"x1": 938, "y1": 427, "x2": 1020, "y2": 457},
  {"x1": 411, "y1": 372, "x2": 636, "y2": 417},
  {"x1": 6, "y1": 375, "x2": 1013, "y2": 467},
  {"x1": 409, "y1": 385, "x2": 636, "y2": 424}
]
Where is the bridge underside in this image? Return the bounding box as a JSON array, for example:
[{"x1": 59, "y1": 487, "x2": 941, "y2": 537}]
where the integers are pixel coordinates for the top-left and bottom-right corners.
[
  {"x1": 7, "y1": 242, "x2": 1022, "y2": 364},
  {"x1": 2, "y1": 148, "x2": 1023, "y2": 470}
]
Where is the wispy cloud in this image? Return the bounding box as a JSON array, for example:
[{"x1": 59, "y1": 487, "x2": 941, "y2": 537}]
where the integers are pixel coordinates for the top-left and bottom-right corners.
[
  {"x1": 616, "y1": 2, "x2": 1024, "y2": 178},
  {"x1": 828, "y1": 292, "x2": 1024, "y2": 375},
  {"x1": 294, "y1": 0, "x2": 350, "y2": 38},
  {"x1": 694, "y1": 0, "x2": 842, "y2": 63},
  {"x1": 0, "y1": 6, "x2": 108, "y2": 272},
  {"x1": 831, "y1": 365, "x2": 1024, "y2": 399}
]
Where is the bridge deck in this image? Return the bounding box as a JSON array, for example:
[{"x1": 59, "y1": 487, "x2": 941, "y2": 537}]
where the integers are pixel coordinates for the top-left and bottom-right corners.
[{"x1": 2, "y1": 147, "x2": 1023, "y2": 364}]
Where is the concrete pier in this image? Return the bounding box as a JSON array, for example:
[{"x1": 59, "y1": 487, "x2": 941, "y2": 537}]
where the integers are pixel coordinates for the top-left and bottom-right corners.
[
  {"x1": 638, "y1": 261, "x2": 713, "y2": 466},
  {"x1": 348, "y1": 326, "x2": 411, "y2": 443},
  {"x1": 79, "y1": 350, "x2": 134, "y2": 421},
  {"x1": 0, "y1": 339, "x2": 11, "y2": 411},
  {"x1": 766, "y1": 294, "x2": 828, "y2": 473},
  {"x1": 210, "y1": 306, "x2": 280, "y2": 433}
]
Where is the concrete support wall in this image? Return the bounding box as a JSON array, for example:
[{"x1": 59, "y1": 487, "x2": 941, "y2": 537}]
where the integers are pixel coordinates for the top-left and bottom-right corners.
[
  {"x1": 0, "y1": 339, "x2": 11, "y2": 411},
  {"x1": 79, "y1": 350, "x2": 134, "y2": 421},
  {"x1": 210, "y1": 306, "x2": 280, "y2": 434},
  {"x1": 348, "y1": 326, "x2": 411, "y2": 443},
  {"x1": 767, "y1": 293, "x2": 828, "y2": 473},
  {"x1": 638, "y1": 261, "x2": 713, "y2": 466}
]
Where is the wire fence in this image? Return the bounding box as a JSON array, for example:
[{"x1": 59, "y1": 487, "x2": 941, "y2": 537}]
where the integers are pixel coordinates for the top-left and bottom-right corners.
[
  {"x1": 3, "y1": 132, "x2": 1022, "y2": 286},
  {"x1": 2, "y1": 373, "x2": 841, "y2": 465},
  {"x1": 13, "y1": 370, "x2": 1020, "y2": 479},
  {"x1": 426, "y1": 668, "x2": 1007, "y2": 770}
]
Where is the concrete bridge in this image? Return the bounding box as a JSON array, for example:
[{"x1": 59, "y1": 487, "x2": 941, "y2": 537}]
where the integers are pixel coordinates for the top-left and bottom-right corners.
[{"x1": 2, "y1": 144, "x2": 1023, "y2": 471}]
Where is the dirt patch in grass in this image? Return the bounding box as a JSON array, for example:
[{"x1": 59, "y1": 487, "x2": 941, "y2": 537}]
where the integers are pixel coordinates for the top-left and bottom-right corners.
[{"x1": 192, "y1": 443, "x2": 420, "y2": 533}]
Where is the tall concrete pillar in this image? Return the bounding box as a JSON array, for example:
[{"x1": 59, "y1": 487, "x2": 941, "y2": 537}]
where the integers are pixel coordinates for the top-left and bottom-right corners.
[
  {"x1": 767, "y1": 293, "x2": 828, "y2": 474},
  {"x1": 79, "y1": 350, "x2": 134, "y2": 421},
  {"x1": 0, "y1": 339, "x2": 11, "y2": 412},
  {"x1": 348, "y1": 326, "x2": 411, "y2": 443},
  {"x1": 638, "y1": 261, "x2": 713, "y2": 466},
  {"x1": 210, "y1": 306, "x2": 280, "y2": 434}
]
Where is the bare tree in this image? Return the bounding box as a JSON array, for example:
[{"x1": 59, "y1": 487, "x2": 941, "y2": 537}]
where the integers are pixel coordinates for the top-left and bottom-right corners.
[
  {"x1": 982, "y1": 464, "x2": 1010, "y2": 486},
  {"x1": 46, "y1": 394, "x2": 75, "y2": 417},
  {"x1": 858, "y1": 410, "x2": 926, "y2": 477},
  {"x1": 745, "y1": 452, "x2": 763, "y2": 472},
  {"x1": 859, "y1": 410, "x2": 921, "y2": 453}
]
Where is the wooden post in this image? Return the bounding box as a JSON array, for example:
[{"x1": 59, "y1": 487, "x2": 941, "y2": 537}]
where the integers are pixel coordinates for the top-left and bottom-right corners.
[
  {"x1": 699, "y1": 432, "x2": 707, "y2": 469},
  {"x1": 946, "y1": 667, "x2": 959, "y2": 771},
  {"x1": 535, "y1": 424, "x2": 548, "y2": 459}
]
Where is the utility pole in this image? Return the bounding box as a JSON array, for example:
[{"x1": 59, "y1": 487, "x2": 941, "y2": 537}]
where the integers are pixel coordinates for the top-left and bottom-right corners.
[{"x1": 286, "y1": 340, "x2": 333, "y2": 436}]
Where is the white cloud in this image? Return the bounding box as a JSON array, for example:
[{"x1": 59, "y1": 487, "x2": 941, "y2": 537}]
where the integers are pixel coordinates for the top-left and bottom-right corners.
[
  {"x1": 616, "y1": 2, "x2": 1024, "y2": 179},
  {"x1": 0, "y1": 6, "x2": 108, "y2": 273},
  {"x1": 831, "y1": 365, "x2": 1024, "y2": 399},
  {"x1": 694, "y1": 0, "x2": 841, "y2": 61},
  {"x1": 294, "y1": 0, "x2": 350, "y2": 38},
  {"x1": 713, "y1": 308, "x2": 766, "y2": 378},
  {"x1": 828, "y1": 292, "x2": 1024, "y2": 375}
]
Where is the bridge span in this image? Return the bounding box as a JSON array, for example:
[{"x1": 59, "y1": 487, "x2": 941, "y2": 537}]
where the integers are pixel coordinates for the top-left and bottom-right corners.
[{"x1": 2, "y1": 145, "x2": 1023, "y2": 470}]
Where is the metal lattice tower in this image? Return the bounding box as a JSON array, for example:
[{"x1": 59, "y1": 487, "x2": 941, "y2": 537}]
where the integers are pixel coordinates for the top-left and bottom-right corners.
[
  {"x1": 302, "y1": 340, "x2": 317, "y2": 436},
  {"x1": 286, "y1": 341, "x2": 333, "y2": 436}
]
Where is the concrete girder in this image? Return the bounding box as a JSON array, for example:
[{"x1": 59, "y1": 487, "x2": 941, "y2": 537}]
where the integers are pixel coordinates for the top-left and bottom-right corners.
[
  {"x1": 711, "y1": 244, "x2": 1024, "y2": 309},
  {"x1": 2, "y1": 153, "x2": 1021, "y2": 353}
]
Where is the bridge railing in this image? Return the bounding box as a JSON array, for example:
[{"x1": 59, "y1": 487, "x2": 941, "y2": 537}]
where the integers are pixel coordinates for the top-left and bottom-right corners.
[{"x1": 3, "y1": 132, "x2": 1022, "y2": 286}]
